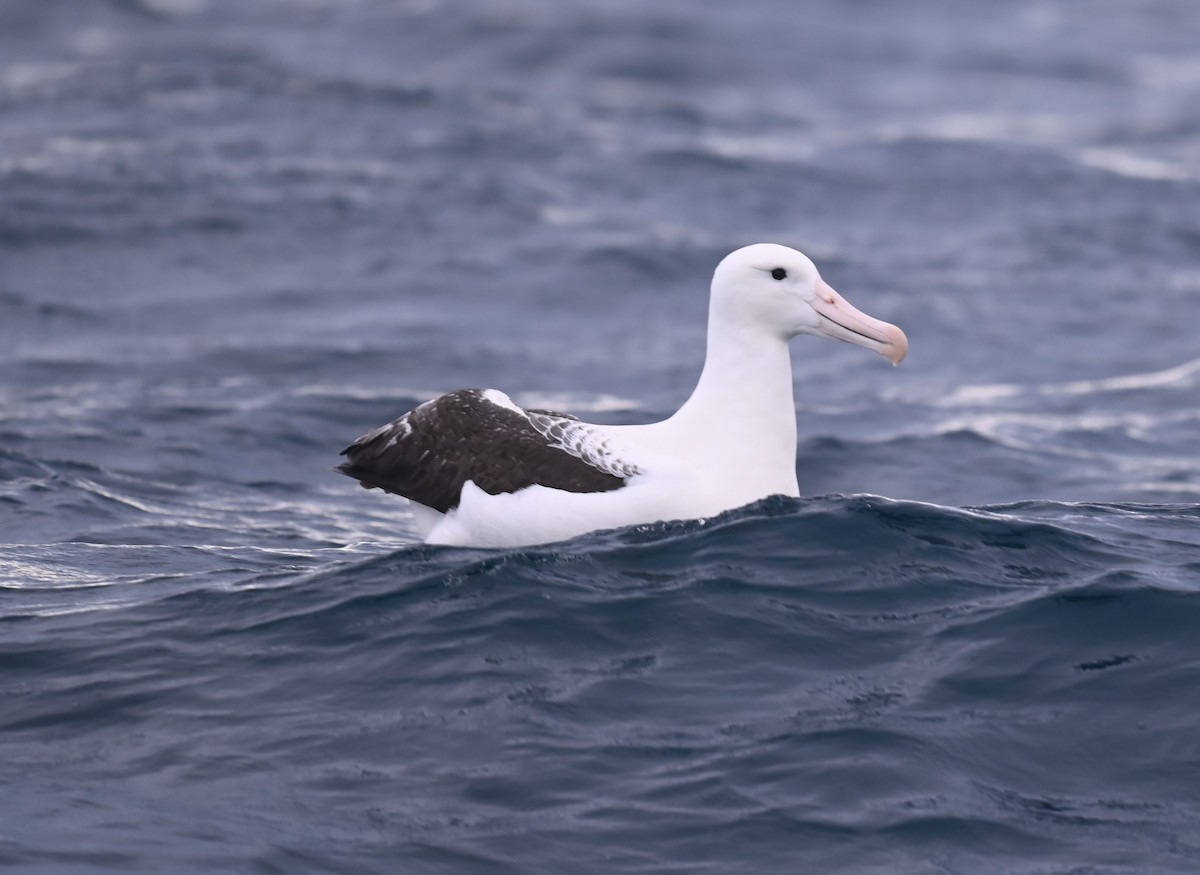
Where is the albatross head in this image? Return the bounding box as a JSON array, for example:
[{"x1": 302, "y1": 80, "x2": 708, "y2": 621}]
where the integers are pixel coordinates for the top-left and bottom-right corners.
[{"x1": 711, "y1": 243, "x2": 908, "y2": 365}]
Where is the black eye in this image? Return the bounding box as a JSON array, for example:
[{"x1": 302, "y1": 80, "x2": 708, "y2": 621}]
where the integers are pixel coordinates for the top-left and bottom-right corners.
[{"x1": 771, "y1": 268, "x2": 787, "y2": 281}]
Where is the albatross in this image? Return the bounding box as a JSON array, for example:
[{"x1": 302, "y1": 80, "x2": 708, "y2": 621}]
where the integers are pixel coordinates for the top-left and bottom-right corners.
[{"x1": 338, "y1": 243, "x2": 907, "y2": 548}]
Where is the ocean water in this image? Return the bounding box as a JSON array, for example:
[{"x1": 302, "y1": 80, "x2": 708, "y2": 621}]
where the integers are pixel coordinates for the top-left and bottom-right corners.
[{"x1": 2, "y1": 1, "x2": 1199, "y2": 872}]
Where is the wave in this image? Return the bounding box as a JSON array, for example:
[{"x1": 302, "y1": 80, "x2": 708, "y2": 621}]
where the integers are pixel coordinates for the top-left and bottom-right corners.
[{"x1": 4, "y1": 492, "x2": 1197, "y2": 871}]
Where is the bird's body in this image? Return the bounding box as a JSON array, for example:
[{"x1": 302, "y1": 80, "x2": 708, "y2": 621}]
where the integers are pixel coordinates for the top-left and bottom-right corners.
[{"x1": 338, "y1": 243, "x2": 907, "y2": 548}]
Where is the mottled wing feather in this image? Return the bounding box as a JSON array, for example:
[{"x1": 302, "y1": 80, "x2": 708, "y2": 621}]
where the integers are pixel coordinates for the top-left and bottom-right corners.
[
  {"x1": 525, "y1": 411, "x2": 640, "y2": 479},
  {"x1": 337, "y1": 389, "x2": 633, "y2": 513}
]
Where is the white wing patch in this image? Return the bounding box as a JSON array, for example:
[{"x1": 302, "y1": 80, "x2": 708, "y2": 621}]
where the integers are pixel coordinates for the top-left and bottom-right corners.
[
  {"x1": 384, "y1": 416, "x2": 413, "y2": 447},
  {"x1": 526, "y1": 412, "x2": 641, "y2": 480},
  {"x1": 481, "y1": 389, "x2": 525, "y2": 416}
]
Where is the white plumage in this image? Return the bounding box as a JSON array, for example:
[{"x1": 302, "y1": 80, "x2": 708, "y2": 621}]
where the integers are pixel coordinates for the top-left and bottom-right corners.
[{"x1": 339, "y1": 243, "x2": 907, "y2": 548}]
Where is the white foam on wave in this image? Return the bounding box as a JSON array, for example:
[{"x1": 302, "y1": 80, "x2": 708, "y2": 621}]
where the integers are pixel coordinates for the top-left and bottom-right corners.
[
  {"x1": 1074, "y1": 148, "x2": 1194, "y2": 182},
  {"x1": 932, "y1": 356, "x2": 1200, "y2": 408},
  {"x1": 1050, "y1": 356, "x2": 1200, "y2": 396}
]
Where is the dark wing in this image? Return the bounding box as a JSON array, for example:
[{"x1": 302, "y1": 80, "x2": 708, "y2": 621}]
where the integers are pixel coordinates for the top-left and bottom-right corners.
[{"x1": 336, "y1": 388, "x2": 631, "y2": 513}]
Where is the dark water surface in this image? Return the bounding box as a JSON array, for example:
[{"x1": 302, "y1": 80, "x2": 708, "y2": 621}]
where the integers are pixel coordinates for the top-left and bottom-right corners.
[{"x1": 2, "y1": 1, "x2": 1199, "y2": 872}]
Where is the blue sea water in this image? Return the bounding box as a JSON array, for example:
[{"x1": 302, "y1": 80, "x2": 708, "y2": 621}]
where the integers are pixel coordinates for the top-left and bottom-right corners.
[{"x1": 2, "y1": 0, "x2": 1200, "y2": 872}]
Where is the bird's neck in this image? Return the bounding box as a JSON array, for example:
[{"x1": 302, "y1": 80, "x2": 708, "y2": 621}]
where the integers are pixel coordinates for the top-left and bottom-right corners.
[{"x1": 671, "y1": 321, "x2": 799, "y2": 490}]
